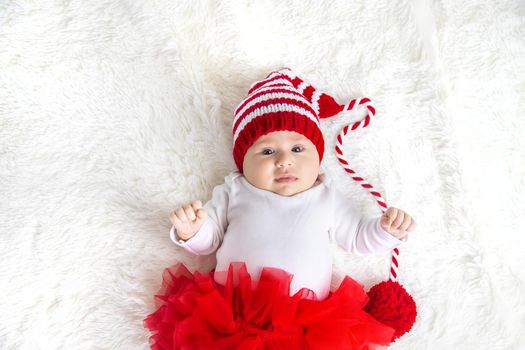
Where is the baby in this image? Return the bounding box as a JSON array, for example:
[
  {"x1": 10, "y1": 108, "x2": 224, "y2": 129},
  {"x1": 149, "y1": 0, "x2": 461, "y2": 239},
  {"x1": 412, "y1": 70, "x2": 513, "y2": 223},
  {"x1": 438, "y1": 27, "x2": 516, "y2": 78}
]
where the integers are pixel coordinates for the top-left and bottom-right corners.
[
  {"x1": 170, "y1": 130, "x2": 415, "y2": 300},
  {"x1": 145, "y1": 68, "x2": 416, "y2": 350}
]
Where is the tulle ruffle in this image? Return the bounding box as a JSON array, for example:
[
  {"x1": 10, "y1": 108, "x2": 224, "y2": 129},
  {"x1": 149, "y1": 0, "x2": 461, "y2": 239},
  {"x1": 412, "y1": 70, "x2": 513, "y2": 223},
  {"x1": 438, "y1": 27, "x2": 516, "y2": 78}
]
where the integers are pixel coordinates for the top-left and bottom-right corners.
[{"x1": 144, "y1": 262, "x2": 394, "y2": 349}]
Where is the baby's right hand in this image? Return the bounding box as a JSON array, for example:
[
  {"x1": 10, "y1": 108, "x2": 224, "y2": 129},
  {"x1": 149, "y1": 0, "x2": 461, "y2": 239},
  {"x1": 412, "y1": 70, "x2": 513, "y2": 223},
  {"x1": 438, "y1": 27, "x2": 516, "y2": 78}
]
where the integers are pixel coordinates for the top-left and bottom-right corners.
[{"x1": 169, "y1": 200, "x2": 208, "y2": 241}]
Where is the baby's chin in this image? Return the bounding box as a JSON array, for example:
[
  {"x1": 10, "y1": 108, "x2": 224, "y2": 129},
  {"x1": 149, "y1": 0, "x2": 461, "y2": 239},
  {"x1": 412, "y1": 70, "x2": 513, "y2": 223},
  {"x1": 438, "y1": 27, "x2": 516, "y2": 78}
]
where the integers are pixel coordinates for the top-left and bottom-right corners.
[
  {"x1": 272, "y1": 188, "x2": 301, "y2": 197},
  {"x1": 270, "y1": 180, "x2": 315, "y2": 197}
]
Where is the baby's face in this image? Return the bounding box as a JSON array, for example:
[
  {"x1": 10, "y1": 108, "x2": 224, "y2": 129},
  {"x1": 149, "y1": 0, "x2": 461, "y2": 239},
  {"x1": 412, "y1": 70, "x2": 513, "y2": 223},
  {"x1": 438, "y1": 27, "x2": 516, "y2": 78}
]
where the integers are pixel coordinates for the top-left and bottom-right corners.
[{"x1": 242, "y1": 131, "x2": 320, "y2": 197}]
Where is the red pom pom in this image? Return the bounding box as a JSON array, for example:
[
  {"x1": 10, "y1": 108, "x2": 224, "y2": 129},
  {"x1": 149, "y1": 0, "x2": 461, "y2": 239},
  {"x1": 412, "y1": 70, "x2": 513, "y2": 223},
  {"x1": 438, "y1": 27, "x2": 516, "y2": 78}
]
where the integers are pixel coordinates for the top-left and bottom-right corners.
[{"x1": 364, "y1": 280, "x2": 417, "y2": 340}]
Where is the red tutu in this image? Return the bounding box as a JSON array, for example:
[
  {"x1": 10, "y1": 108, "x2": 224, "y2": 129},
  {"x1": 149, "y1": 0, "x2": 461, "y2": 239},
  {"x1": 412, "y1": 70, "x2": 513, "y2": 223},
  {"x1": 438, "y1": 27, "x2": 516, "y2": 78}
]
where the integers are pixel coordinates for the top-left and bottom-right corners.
[{"x1": 144, "y1": 262, "x2": 395, "y2": 350}]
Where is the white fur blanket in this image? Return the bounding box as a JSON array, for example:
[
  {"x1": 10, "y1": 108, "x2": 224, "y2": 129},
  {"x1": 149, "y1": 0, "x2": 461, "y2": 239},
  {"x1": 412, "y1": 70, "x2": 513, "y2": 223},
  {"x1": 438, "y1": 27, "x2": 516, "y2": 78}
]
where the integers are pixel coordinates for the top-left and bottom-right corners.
[{"x1": 1, "y1": 1, "x2": 524, "y2": 349}]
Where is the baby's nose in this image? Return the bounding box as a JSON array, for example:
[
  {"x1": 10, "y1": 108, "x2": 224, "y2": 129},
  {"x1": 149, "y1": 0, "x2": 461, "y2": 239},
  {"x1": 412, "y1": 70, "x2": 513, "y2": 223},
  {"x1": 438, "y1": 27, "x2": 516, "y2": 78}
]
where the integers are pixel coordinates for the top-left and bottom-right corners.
[{"x1": 276, "y1": 154, "x2": 293, "y2": 167}]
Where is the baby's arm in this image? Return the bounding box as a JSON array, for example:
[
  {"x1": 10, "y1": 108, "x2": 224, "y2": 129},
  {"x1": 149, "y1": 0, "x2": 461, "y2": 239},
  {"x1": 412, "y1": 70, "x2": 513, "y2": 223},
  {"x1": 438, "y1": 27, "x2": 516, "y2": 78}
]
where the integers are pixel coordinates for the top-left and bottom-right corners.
[
  {"x1": 330, "y1": 188, "x2": 404, "y2": 256},
  {"x1": 168, "y1": 182, "x2": 230, "y2": 255}
]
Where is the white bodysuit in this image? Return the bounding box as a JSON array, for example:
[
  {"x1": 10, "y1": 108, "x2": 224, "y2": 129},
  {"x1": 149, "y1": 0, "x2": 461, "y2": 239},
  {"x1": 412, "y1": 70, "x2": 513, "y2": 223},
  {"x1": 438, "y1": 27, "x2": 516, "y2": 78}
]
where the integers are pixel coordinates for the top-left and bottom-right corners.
[{"x1": 171, "y1": 171, "x2": 402, "y2": 300}]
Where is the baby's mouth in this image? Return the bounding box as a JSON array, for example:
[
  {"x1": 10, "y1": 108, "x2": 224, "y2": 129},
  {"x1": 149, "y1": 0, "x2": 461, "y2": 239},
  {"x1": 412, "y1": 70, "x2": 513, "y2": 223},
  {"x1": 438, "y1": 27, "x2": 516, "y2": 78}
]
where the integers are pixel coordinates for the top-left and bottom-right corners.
[{"x1": 275, "y1": 176, "x2": 298, "y2": 183}]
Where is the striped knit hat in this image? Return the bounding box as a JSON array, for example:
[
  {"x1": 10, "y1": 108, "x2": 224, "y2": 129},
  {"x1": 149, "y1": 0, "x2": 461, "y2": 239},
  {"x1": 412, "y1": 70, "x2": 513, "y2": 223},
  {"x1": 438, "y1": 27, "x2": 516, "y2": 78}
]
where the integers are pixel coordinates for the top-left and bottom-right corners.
[{"x1": 232, "y1": 68, "x2": 350, "y2": 172}]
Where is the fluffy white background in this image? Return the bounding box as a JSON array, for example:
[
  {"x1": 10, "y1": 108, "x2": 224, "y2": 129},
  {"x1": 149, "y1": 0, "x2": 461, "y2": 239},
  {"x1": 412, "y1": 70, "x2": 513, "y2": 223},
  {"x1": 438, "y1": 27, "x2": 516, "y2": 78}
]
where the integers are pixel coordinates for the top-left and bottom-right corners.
[{"x1": 1, "y1": 1, "x2": 524, "y2": 349}]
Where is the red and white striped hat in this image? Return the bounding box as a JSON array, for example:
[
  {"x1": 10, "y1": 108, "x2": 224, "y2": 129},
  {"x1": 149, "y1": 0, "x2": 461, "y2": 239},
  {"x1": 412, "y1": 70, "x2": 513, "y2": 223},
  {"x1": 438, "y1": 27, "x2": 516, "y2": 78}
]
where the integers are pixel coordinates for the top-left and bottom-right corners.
[{"x1": 232, "y1": 68, "x2": 349, "y2": 172}]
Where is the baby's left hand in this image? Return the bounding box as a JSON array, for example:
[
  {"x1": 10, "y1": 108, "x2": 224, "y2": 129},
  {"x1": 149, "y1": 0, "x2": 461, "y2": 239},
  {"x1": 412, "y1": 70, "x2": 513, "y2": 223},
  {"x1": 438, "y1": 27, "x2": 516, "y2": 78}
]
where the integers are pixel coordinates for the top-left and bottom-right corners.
[{"x1": 380, "y1": 207, "x2": 416, "y2": 240}]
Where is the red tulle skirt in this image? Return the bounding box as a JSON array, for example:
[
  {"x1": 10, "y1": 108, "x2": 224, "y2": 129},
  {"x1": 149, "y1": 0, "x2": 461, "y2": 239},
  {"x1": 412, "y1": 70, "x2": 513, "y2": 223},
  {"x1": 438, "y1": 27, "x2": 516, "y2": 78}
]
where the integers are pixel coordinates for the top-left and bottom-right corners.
[{"x1": 144, "y1": 262, "x2": 394, "y2": 350}]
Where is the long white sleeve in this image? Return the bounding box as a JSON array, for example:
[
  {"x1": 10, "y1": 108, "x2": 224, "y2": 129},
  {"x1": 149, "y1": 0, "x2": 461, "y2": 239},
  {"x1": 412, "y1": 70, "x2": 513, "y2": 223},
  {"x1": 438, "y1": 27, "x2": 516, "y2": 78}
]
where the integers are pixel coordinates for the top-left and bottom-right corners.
[
  {"x1": 329, "y1": 186, "x2": 402, "y2": 256},
  {"x1": 170, "y1": 180, "x2": 230, "y2": 255}
]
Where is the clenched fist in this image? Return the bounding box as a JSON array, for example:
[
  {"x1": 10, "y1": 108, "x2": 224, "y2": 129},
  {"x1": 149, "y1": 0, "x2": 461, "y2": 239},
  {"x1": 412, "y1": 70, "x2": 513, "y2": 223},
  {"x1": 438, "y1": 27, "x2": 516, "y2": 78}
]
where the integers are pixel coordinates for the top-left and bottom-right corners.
[
  {"x1": 169, "y1": 200, "x2": 208, "y2": 241},
  {"x1": 380, "y1": 207, "x2": 416, "y2": 240}
]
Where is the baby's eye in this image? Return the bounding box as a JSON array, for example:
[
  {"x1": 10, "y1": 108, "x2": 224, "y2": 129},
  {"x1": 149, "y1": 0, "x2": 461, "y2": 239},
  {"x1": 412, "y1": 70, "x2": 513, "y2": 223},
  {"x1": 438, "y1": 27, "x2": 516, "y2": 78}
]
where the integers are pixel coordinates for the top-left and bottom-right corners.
[
  {"x1": 292, "y1": 146, "x2": 304, "y2": 152},
  {"x1": 262, "y1": 149, "x2": 274, "y2": 155}
]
